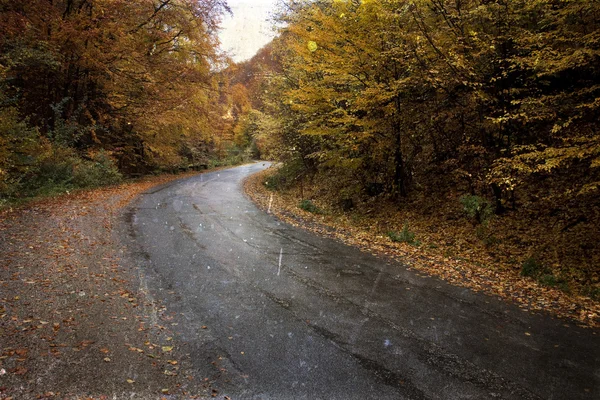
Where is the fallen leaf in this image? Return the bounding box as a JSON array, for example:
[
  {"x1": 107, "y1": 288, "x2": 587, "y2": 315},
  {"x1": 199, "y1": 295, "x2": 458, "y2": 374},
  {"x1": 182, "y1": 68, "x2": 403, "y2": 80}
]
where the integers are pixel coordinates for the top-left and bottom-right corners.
[
  {"x1": 128, "y1": 347, "x2": 144, "y2": 353},
  {"x1": 162, "y1": 346, "x2": 173, "y2": 352},
  {"x1": 15, "y1": 348, "x2": 28, "y2": 357},
  {"x1": 126, "y1": 379, "x2": 135, "y2": 384}
]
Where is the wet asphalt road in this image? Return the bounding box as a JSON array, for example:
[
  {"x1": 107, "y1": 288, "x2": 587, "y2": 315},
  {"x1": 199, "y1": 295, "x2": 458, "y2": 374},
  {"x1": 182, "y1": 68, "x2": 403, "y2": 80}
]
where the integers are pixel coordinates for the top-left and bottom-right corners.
[{"x1": 123, "y1": 162, "x2": 599, "y2": 399}]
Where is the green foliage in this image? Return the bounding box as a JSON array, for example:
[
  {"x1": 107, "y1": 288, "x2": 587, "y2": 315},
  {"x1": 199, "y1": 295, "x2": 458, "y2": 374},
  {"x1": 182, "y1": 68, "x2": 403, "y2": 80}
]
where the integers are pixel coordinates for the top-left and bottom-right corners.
[
  {"x1": 47, "y1": 98, "x2": 83, "y2": 147},
  {"x1": 73, "y1": 151, "x2": 123, "y2": 188},
  {"x1": 388, "y1": 223, "x2": 416, "y2": 245},
  {"x1": 22, "y1": 146, "x2": 78, "y2": 195},
  {"x1": 26, "y1": 148, "x2": 121, "y2": 195},
  {"x1": 520, "y1": 258, "x2": 546, "y2": 278},
  {"x1": 1, "y1": 138, "x2": 122, "y2": 201},
  {"x1": 298, "y1": 199, "x2": 322, "y2": 214},
  {"x1": 0, "y1": 108, "x2": 40, "y2": 193},
  {"x1": 538, "y1": 274, "x2": 570, "y2": 293},
  {"x1": 206, "y1": 145, "x2": 254, "y2": 169},
  {"x1": 263, "y1": 159, "x2": 306, "y2": 191},
  {"x1": 263, "y1": 175, "x2": 281, "y2": 191},
  {"x1": 582, "y1": 286, "x2": 600, "y2": 301},
  {"x1": 520, "y1": 258, "x2": 570, "y2": 292},
  {"x1": 460, "y1": 195, "x2": 494, "y2": 225}
]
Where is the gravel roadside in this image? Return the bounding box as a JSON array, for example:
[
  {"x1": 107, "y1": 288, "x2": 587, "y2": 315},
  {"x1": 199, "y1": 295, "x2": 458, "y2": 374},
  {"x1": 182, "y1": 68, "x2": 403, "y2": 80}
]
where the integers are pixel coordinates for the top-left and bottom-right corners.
[{"x1": 0, "y1": 175, "x2": 211, "y2": 399}]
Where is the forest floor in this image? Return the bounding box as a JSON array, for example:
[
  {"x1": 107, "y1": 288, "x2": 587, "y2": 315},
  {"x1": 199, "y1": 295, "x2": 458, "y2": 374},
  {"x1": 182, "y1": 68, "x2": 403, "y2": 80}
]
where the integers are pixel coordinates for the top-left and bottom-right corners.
[
  {"x1": 244, "y1": 169, "x2": 600, "y2": 329},
  {"x1": 0, "y1": 171, "x2": 218, "y2": 400}
]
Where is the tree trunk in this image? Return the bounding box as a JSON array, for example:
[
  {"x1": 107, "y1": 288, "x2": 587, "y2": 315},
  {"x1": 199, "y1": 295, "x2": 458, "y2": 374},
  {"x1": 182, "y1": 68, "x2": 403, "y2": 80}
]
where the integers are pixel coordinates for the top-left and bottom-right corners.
[{"x1": 393, "y1": 123, "x2": 408, "y2": 198}]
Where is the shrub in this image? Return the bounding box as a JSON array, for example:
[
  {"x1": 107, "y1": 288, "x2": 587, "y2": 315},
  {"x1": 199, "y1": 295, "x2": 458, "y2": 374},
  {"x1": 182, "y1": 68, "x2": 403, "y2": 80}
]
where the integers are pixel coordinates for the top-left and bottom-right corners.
[
  {"x1": 520, "y1": 257, "x2": 545, "y2": 278},
  {"x1": 263, "y1": 158, "x2": 305, "y2": 191},
  {"x1": 0, "y1": 108, "x2": 40, "y2": 195},
  {"x1": 298, "y1": 199, "x2": 322, "y2": 214},
  {"x1": 520, "y1": 258, "x2": 569, "y2": 291},
  {"x1": 207, "y1": 146, "x2": 254, "y2": 170},
  {"x1": 264, "y1": 174, "x2": 282, "y2": 190},
  {"x1": 538, "y1": 274, "x2": 570, "y2": 292},
  {"x1": 73, "y1": 150, "x2": 122, "y2": 188},
  {"x1": 388, "y1": 223, "x2": 416, "y2": 244},
  {"x1": 460, "y1": 194, "x2": 494, "y2": 224},
  {"x1": 582, "y1": 286, "x2": 600, "y2": 300},
  {"x1": 5, "y1": 145, "x2": 123, "y2": 200},
  {"x1": 18, "y1": 145, "x2": 78, "y2": 197}
]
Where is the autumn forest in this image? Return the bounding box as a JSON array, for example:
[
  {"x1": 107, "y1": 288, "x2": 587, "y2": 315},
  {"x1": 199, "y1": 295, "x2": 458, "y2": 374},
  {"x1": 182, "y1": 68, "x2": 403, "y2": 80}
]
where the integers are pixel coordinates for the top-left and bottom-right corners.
[{"x1": 1, "y1": 1, "x2": 599, "y2": 305}]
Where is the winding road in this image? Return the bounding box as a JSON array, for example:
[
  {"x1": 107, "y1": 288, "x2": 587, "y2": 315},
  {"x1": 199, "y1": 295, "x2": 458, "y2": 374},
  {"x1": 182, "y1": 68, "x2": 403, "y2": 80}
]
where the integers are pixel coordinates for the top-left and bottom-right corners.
[{"x1": 123, "y1": 162, "x2": 598, "y2": 399}]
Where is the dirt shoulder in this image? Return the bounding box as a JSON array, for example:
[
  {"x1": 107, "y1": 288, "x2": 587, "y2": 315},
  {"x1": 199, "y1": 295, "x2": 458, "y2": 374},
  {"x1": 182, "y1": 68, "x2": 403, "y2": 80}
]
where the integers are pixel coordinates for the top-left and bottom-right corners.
[
  {"x1": 244, "y1": 169, "x2": 600, "y2": 329},
  {"x1": 0, "y1": 173, "x2": 212, "y2": 399}
]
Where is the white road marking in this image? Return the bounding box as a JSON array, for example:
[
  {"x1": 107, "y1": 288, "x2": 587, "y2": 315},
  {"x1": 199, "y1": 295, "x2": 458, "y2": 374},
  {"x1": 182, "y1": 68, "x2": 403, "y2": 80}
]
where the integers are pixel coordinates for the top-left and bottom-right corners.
[{"x1": 277, "y1": 248, "x2": 283, "y2": 276}]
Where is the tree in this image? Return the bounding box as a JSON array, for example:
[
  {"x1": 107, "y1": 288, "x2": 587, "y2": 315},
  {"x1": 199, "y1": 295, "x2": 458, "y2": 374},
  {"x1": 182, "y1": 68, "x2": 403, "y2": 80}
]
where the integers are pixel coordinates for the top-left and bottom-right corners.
[
  {"x1": 0, "y1": 0, "x2": 231, "y2": 181},
  {"x1": 259, "y1": 0, "x2": 599, "y2": 206}
]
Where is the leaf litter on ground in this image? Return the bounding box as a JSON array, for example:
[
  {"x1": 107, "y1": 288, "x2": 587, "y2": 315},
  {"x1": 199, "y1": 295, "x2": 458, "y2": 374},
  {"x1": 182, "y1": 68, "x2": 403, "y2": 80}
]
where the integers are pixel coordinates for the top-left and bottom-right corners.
[{"x1": 0, "y1": 171, "x2": 219, "y2": 398}]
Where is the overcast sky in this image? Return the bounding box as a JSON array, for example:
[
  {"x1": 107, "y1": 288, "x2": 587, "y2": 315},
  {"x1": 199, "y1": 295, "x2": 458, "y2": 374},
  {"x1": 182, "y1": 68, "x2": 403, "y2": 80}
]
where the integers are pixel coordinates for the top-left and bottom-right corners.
[{"x1": 219, "y1": 0, "x2": 279, "y2": 63}]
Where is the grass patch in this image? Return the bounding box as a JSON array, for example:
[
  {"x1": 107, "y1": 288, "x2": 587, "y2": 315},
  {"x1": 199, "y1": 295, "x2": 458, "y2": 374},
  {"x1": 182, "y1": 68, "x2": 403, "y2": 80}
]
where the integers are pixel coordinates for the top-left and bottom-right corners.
[
  {"x1": 520, "y1": 257, "x2": 545, "y2": 278},
  {"x1": 521, "y1": 257, "x2": 569, "y2": 292},
  {"x1": 539, "y1": 274, "x2": 570, "y2": 292},
  {"x1": 298, "y1": 199, "x2": 322, "y2": 214},
  {"x1": 388, "y1": 223, "x2": 417, "y2": 245},
  {"x1": 582, "y1": 286, "x2": 600, "y2": 301}
]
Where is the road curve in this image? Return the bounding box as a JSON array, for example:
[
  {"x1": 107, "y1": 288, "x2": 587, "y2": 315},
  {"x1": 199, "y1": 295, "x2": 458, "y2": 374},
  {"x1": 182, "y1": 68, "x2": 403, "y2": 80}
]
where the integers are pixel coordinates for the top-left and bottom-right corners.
[{"x1": 123, "y1": 162, "x2": 599, "y2": 399}]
